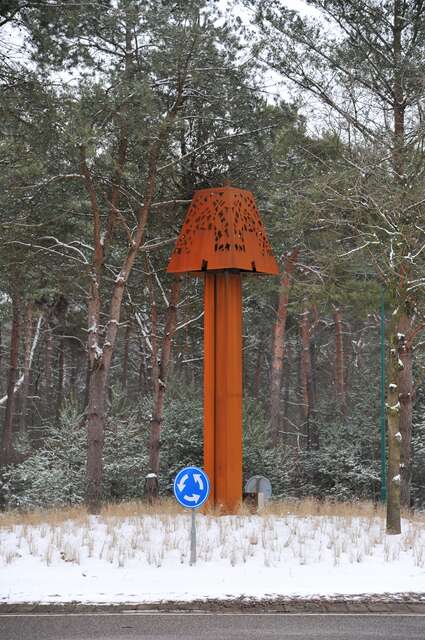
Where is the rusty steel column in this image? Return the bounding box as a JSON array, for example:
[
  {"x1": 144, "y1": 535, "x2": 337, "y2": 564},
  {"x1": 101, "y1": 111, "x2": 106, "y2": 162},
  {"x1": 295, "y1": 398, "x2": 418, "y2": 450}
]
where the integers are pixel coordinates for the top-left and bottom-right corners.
[
  {"x1": 204, "y1": 272, "x2": 243, "y2": 512},
  {"x1": 204, "y1": 272, "x2": 216, "y2": 503},
  {"x1": 167, "y1": 186, "x2": 278, "y2": 514}
]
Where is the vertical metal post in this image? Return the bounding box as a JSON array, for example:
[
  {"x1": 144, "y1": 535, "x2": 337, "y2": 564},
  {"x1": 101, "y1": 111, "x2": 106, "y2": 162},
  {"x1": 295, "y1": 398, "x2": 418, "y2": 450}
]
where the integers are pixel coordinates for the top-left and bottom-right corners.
[
  {"x1": 204, "y1": 273, "x2": 216, "y2": 505},
  {"x1": 190, "y1": 509, "x2": 196, "y2": 565},
  {"x1": 380, "y1": 288, "x2": 387, "y2": 502},
  {"x1": 204, "y1": 271, "x2": 243, "y2": 513}
]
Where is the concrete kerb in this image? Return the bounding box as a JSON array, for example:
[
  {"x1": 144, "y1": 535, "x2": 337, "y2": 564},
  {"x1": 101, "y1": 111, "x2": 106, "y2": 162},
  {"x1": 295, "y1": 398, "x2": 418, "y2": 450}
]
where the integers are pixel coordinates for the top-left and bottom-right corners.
[{"x1": 1, "y1": 594, "x2": 425, "y2": 615}]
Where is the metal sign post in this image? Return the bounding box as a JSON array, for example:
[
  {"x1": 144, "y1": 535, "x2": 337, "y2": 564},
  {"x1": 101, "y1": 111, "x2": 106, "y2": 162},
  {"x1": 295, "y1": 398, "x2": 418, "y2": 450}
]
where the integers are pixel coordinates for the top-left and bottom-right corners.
[
  {"x1": 190, "y1": 509, "x2": 196, "y2": 566},
  {"x1": 173, "y1": 466, "x2": 210, "y2": 566}
]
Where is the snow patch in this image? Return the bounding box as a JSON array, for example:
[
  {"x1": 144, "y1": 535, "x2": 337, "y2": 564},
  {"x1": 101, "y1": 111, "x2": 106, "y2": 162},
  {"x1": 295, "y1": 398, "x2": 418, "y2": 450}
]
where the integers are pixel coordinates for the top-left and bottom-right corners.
[
  {"x1": 115, "y1": 271, "x2": 126, "y2": 284},
  {"x1": 91, "y1": 344, "x2": 103, "y2": 359},
  {"x1": 386, "y1": 401, "x2": 400, "y2": 411},
  {"x1": 1, "y1": 513, "x2": 425, "y2": 604}
]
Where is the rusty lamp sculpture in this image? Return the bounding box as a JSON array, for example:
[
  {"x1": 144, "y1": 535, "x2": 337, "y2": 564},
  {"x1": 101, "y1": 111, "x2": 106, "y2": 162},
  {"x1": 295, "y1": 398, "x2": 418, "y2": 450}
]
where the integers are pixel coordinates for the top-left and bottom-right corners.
[{"x1": 167, "y1": 186, "x2": 278, "y2": 512}]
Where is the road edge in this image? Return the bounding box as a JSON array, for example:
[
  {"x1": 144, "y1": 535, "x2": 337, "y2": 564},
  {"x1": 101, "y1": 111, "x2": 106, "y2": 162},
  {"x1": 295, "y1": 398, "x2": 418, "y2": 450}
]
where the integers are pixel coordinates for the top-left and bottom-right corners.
[{"x1": 1, "y1": 593, "x2": 425, "y2": 614}]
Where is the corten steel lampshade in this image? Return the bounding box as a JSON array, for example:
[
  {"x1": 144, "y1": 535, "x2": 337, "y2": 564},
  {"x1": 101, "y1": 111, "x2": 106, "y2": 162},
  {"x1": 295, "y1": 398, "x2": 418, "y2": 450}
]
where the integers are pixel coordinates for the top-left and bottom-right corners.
[
  {"x1": 167, "y1": 187, "x2": 278, "y2": 274},
  {"x1": 167, "y1": 186, "x2": 278, "y2": 513}
]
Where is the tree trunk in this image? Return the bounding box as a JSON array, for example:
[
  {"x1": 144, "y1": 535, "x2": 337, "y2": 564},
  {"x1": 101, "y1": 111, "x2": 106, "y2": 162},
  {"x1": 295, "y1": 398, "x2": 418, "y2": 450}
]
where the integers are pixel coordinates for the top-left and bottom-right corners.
[
  {"x1": 56, "y1": 338, "x2": 65, "y2": 422},
  {"x1": 83, "y1": 354, "x2": 91, "y2": 413},
  {"x1": 19, "y1": 303, "x2": 33, "y2": 435},
  {"x1": 80, "y1": 27, "x2": 190, "y2": 513},
  {"x1": 310, "y1": 307, "x2": 319, "y2": 449},
  {"x1": 334, "y1": 308, "x2": 347, "y2": 413},
  {"x1": 398, "y1": 312, "x2": 413, "y2": 508},
  {"x1": 44, "y1": 324, "x2": 53, "y2": 413},
  {"x1": 1, "y1": 288, "x2": 21, "y2": 464},
  {"x1": 392, "y1": 0, "x2": 405, "y2": 180},
  {"x1": 122, "y1": 318, "x2": 131, "y2": 393},
  {"x1": 147, "y1": 276, "x2": 182, "y2": 502},
  {"x1": 252, "y1": 334, "x2": 264, "y2": 401},
  {"x1": 282, "y1": 345, "x2": 291, "y2": 439},
  {"x1": 301, "y1": 308, "x2": 319, "y2": 449},
  {"x1": 182, "y1": 325, "x2": 193, "y2": 387},
  {"x1": 386, "y1": 327, "x2": 402, "y2": 534},
  {"x1": 300, "y1": 306, "x2": 311, "y2": 449},
  {"x1": 86, "y1": 365, "x2": 107, "y2": 514},
  {"x1": 269, "y1": 248, "x2": 298, "y2": 446},
  {"x1": 69, "y1": 339, "x2": 78, "y2": 393},
  {"x1": 138, "y1": 341, "x2": 148, "y2": 395},
  {"x1": 150, "y1": 296, "x2": 159, "y2": 398},
  {"x1": 0, "y1": 322, "x2": 3, "y2": 394},
  {"x1": 386, "y1": 2, "x2": 406, "y2": 528}
]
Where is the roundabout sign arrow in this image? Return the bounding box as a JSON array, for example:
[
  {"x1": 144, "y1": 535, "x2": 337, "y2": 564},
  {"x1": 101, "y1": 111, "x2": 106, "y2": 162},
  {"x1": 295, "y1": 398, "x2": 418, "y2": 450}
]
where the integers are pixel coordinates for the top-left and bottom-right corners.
[{"x1": 173, "y1": 466, "x2": 210, "y2": 509}]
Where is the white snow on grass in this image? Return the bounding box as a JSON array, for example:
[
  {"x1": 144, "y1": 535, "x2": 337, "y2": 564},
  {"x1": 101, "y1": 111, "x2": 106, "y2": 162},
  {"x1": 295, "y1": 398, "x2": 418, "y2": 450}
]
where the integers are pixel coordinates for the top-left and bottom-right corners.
[{"x1": 1, "y1": 508, "x2": 425, "y2": 603}]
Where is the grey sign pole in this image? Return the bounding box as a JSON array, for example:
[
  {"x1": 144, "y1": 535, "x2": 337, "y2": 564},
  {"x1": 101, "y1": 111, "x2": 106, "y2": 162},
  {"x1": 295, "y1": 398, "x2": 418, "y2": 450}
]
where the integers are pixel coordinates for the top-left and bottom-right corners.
[
  {"x1": 173, "y1": 466, "x2": 209, "y2": 566},
  {"x1": 190, "y1": 509, "x2": 197, "y2": 565}
]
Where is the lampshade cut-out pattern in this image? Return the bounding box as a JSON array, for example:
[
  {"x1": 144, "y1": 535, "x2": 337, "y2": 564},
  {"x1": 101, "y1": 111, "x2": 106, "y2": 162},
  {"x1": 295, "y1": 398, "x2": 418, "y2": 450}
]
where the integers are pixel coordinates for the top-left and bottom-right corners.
[{"x1": 167, "y1": 186, "x2": 278, "y2": 274}]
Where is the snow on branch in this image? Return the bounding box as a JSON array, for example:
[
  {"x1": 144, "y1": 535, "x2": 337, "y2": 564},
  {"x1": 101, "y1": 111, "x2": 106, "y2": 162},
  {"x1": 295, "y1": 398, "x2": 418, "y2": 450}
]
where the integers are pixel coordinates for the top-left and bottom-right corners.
[
  {"x1": 338, "y1": 241, "x2": 377, "y2": 258},
  {"x1": 38, "y1": 236, "x2": 90, "y2": 263},
  {"x1": 158, "y1": 124, "x2": 279, "y2": 172},
  {"x1": 135, "y1": 312, "x2": 153, "y2": 353},
  {"x1": 147, "y1": 255, "x2": 169, "y2": 307},
  {"x1": 176, "y1": 311, "x2": 204, "y2": 332},
  {"x1": 141, "y1": 237, "x2": 177, "y2": 251},
  {"x1": 6, "y1": 241, "x2": 88, "y2": 265},
  {"x1": 0, "y1": 315, "x2": 43, "y2": 407}
]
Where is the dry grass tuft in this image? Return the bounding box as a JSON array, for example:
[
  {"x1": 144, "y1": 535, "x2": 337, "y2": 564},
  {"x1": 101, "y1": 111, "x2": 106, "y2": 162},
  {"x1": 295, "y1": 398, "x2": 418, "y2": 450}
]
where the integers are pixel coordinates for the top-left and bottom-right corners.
[
  {"x1": 262, "y1": 498, "x2": 387, "y2": 520},
  {"x1": 0, "y1": 497, "x2": 424, "y2": 571},
  {"x1": 0, "y1": 505, "x2": 89, "y2": 529},
  {"x1": 1, "y1": 497, "x2": 423, "y2": 528},
  {"x1": 101, "y1": 498, "x2": 184, "y2": 520}
]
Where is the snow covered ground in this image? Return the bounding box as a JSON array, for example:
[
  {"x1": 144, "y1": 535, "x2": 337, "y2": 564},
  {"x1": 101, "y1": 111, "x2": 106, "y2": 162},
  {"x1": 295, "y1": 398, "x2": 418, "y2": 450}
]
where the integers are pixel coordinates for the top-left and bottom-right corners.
[{"x1": 1, "y1": 504, "x2": 425, "y2": 603}]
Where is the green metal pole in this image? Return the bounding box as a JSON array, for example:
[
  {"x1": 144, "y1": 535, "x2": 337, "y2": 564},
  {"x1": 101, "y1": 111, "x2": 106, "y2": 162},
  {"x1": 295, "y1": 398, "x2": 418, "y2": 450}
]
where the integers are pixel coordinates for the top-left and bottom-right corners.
[{"x1": 380, "y1": 289, "x2": 387, "y2": 502}]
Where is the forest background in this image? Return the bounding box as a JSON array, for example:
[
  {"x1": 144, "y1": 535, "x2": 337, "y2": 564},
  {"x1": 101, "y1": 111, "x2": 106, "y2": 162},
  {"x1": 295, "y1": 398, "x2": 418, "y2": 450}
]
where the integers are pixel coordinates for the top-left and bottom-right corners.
[{"x1": 1, "y1": 0, "x2": 425, "y2": 519}]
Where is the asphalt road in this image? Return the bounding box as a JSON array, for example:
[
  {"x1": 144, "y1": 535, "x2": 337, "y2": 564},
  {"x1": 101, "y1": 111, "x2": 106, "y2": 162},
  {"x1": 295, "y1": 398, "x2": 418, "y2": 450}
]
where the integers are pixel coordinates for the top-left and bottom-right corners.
[{"x1": 1, "y1": 613, "x2": 425, "y2": 640}]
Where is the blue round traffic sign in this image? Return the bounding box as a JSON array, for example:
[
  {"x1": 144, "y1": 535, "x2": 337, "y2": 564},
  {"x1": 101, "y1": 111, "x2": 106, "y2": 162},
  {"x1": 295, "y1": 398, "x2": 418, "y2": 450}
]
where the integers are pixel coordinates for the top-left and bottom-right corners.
[{"x1": 173, "y1": 466, "x2": 210, "y2": 509}]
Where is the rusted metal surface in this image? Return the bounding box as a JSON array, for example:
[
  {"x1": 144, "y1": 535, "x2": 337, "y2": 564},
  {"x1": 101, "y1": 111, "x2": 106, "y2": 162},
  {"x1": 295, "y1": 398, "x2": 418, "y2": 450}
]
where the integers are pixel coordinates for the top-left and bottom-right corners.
[
  {"x1": 167, "y1": 186, "x2": 278, "y2": 513},
  {"x1": 167, "y1": 186, "x2": 278, "y2": 275},
  {"x1": 203, "y1": 272, "x2": 216, "y2": 503},
  {"x1": 204, "y1": 272, "x2": 243, "y2": 512}
]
